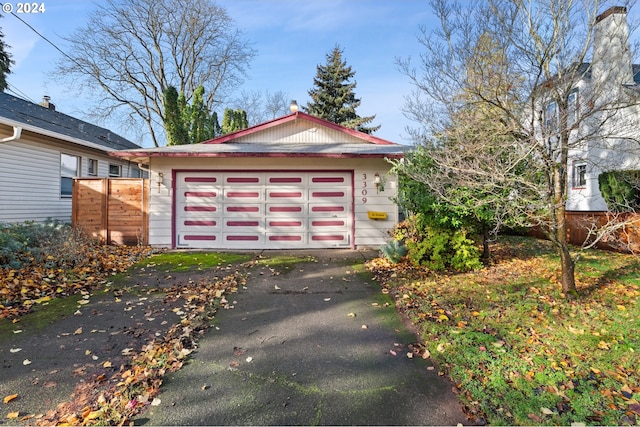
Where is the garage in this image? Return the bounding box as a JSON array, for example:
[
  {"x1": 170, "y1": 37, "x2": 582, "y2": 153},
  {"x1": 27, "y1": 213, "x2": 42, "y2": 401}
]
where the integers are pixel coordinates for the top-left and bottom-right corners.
[
  {"x1": 110, "y1": 111, "x2": 408, "y2": 250},
  {"x1": 175, "y1": 170, "x2": 353, "y2": 249}
]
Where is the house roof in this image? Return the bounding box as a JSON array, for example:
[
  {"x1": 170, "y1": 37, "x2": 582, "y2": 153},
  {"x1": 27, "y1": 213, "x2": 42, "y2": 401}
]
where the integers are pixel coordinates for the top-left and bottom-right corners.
[
  {"x1": 0, "y1": 92, "x2": 140, "y2": 151},
  {"x1": 111, "y1": 112, "x2": 410, "y2": 163}
]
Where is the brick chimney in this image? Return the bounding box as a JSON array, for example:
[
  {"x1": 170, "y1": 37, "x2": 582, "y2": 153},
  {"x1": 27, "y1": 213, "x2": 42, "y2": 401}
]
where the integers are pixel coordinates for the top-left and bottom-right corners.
[{"x1": 39, "y1": 95, "x2": 56, "y2": 111}]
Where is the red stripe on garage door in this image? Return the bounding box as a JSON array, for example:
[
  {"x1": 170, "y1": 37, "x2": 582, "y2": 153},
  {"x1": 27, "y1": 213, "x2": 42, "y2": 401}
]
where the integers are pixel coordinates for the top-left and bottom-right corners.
[
  {"x1": 312, "y1": 191, "x2": 345, "y2": 197},
  {"x1": 227, "y1": 206, "x2": 260, "y2": 212},
  {"x1": 269, "y1": 206, "x2": 302, "y2": 212},
  {"x1": 185, "y1": 177, "x2": 217, "y2": 183},
  {"x1": 270, "y1": 177, "x2": 302, "y2": 183},
  {"x1": 184, "y1": 235, "x2": 217, "y2": 240},
  {"x1": 311, "y1": 235, "x2": 345, "y2": 241},
  {"x1": 269, "y1": 221, "x2": 302, "y2": 227},
  {"x1": 227, "y1": 221, "x2": 260, "y2": 226},
  {"x1": 185, "y1": 206, "x2": 217, "y2": 212},
  {"x1": 311, "y1": 206, "x2": 344, "y2": 212},
  {"x1": 185, "y1": 191, "x2": 217, "y2": 197},
  {"x1": 269, "y1": 191, "x2": 303, "y2": 198},
  {"x1": 269, "y1": 236, "x2": 302, "y2": 241},
  {"x1": 185, "y1": 220, "x2": 217, "y2": 226},
  {"x1": 227, "y1": 235, "x2": 260, "y2": 241},
  {"x1": 227, "y1": 177, "x2": 259, "y2": 183},
  {"x1": 227, "y1": 191, "x2": 260, "y2": 197},
  {"x1": 312, "y1": 177, "x2": 344, "y2": 183},
  {"x1": 312, "y1": 220, "x2": 345, "y2": 226}
]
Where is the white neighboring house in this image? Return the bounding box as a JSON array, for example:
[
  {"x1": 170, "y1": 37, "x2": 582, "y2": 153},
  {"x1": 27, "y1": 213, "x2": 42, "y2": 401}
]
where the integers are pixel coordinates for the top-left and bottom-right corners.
[
  {"x1": 0, "y1": 93, "x2": 143, "y2": 223},
  {"x1": 559, "y1": 6, "x2": 640, "y2": 212}
]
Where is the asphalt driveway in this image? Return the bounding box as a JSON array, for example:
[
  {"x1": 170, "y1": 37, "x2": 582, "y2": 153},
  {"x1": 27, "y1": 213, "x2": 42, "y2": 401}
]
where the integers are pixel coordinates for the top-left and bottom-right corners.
[
  {"x1": 0, "y1": 249, "x2": 468, "y2": 426},
  {"x1": 135, "y1": 249, "x2": 468, "y2": 425}
]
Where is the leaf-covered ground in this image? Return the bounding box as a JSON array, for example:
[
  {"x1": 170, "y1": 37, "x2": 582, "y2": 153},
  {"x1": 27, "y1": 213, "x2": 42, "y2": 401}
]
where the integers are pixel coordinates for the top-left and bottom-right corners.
[
  {"x1": 367, "y1": 236, "x2": 640, "y2": 426},
  {"x1": 1, "y1": 245, "x2": 154, "y2": 319},
  {"x1": 1, "y1": 242, "x2": 253, "y2": 425}
]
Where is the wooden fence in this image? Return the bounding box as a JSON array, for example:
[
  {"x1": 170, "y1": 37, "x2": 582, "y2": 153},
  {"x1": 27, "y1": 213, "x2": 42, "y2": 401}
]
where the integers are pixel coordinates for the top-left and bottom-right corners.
[
  {"x1": 72, "y1": 178, "x2": 149, "y2": 245},
  {"x1": 566, "y1": 211, "x2": 640, "y2": 253}
]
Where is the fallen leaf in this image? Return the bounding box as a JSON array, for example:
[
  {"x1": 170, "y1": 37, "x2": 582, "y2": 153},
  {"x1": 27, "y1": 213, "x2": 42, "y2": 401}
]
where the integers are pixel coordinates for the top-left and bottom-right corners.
[
  {"x1": 390, "y1": 349, "x2": 397, "y2": 356},
  {"x1": 7, "y1": 411, "x2": 19, "y2": 419},
  {"x1": 73, "y1": 327, "x2": 83, "y2": 335},
  {"x1": 9, "y1": 348, "x2": 21, "y2": 353},
  {"x1": 22, "y1": 359, "x2": 31, "y2": 366},
  {"x1": 151, "y1": 398, "x2": 161, "y2": 406},
  {"x1": 324, "y1": 298, "x2": 331, "y2": 302},
  {"x1": 103, "y1": 361, "x2": 112, "y2": 368},
  {"x1": 3, "y1": 394, "x2": 18, "y2": 404},
  {"x1": 541, "y1": 407, "x2": 555, "y2": 415},
  {"x1": 347, "y1": 312, "x2": 356, "y2": 317},
  {"x1": 246, "y1": 356, "x2": 253, "y2": 363},
  {"x1": 361, "y1": 324, "x2": 368, "y2": 329}
]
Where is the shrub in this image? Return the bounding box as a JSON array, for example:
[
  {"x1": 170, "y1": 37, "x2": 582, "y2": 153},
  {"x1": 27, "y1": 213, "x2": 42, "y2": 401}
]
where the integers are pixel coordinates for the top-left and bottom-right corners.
[
  {"x1": 398, "y1": 214, "x2": 482, "y2": 272},
  {"x1": 380, "y1": 239, "x2": 407, "y2": 264},
  {"x1": 0, "y1": 220, "x2": 100, "y2": 269},
  {"x1": 598, "y1": 170, "x2": 640, "y2": 212}
]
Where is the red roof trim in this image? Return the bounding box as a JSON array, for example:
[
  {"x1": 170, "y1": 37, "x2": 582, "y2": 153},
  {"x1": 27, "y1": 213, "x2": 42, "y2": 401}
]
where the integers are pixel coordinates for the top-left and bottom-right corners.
[
  {"x1": 201, "y1": 112, "x2": 397, "y2": 145},
  {"x1": 111, "y1": 151, "x2": 404, "y2": 159}
]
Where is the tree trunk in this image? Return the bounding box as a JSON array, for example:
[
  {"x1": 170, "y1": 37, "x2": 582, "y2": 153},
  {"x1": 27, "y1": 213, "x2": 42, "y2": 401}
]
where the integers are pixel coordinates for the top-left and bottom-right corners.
[
  {"x1": 554, "y1": 150, "x2": 578, "y2": 296},
  {"x1": 558, "y1": 243, "x2": 577, "y2": 296},
  {"x1": 481, "y1": 224, "x2": 490, "y2": 261}
]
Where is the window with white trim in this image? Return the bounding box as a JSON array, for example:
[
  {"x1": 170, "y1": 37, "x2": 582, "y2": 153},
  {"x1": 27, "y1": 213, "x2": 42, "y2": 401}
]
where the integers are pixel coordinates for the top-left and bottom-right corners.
[
  {"x1": 61, "y1": 154, "x2": 79, "y2": 198},
  {"x1": 573, "y1": 163, "x2": 587, "y2": 188},
  {"x1": 109, "y1": 163, "x2": 122, "y2": 177}
]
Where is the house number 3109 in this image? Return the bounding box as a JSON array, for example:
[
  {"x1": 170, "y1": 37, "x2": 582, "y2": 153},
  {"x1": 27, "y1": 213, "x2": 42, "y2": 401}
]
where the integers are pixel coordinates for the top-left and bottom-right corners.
[{"x1": 361, "y1": 173, "x2": 368, "y2": 204}]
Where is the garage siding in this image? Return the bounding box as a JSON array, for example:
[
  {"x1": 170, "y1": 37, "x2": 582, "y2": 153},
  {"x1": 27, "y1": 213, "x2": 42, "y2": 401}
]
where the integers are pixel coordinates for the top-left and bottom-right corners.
[{"x1": 147, "y1": 158, "x2": 397, "y2": 249}]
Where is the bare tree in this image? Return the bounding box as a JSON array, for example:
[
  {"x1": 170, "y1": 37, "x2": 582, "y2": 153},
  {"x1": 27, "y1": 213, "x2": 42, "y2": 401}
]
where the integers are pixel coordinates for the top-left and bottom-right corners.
[
  {"x1": 56, "y1": 0, "x2": 255, "y2": 147},
  {"x1": 232, "y1": 89, "x2": 290, "y2": 125},
  {"x1": 395, "y1": 0, "x2": 640, "y2": 295}
]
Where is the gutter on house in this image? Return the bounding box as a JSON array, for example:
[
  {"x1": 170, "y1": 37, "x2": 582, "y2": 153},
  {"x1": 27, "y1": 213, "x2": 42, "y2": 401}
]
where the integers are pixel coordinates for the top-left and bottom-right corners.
[{"x1": 0, "y1": 126, "x2": 22, "y2": 143}]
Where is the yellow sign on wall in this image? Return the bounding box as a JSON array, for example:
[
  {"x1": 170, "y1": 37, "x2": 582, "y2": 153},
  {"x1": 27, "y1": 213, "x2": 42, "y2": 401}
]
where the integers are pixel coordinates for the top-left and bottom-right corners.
[{"x1": 367, "y1": 211, "x2": 387, "y2": 220}]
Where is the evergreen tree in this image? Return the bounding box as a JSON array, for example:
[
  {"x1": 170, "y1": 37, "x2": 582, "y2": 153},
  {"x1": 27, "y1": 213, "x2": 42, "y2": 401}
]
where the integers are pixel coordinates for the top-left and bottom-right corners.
[
  {"x1": 163, "y1": 85, "x2": 221, "y2": 145},
  {"x1": 0, "y1": 17, "x2": 14, "y2": 91},
  {"x1": 304, "y1": 45, "x2": 379, "y2": 134},
  {"x1": 221, "y1": 108, "x2": 248, "y2": 134}
]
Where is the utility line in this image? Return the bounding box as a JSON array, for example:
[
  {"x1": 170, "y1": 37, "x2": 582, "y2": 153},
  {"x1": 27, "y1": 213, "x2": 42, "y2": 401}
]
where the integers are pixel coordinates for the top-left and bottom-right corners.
[{"x1": 2, "y1": 5, "x2": 75, "y2": 62}]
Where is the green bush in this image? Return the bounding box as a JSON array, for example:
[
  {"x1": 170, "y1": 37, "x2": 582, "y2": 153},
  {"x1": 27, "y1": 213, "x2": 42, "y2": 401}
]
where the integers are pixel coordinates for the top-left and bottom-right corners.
[
  {"x1": 395, "y1": 215, "x2": 482, "y2": 272},
  {"x1": 598, "y1": 170, "x2": 640, "y2": 212}
]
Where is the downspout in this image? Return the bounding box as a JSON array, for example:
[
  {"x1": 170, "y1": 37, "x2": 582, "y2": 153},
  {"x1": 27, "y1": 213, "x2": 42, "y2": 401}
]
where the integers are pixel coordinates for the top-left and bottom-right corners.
[{"x1": 0, "y1": 126, "x2": 22, "y2": 143}]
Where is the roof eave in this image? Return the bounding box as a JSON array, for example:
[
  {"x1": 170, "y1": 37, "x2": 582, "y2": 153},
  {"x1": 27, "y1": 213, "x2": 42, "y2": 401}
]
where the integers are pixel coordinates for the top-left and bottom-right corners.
[
  {"x1": 110, "y1": 151, "x2": 406, "y2": 162},
  {"x1": 0, "y1": 117, "x2": 119, "y2": 153}
]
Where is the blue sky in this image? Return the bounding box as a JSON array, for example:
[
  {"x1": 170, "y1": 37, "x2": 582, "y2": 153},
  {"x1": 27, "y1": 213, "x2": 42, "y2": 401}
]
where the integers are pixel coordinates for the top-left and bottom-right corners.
[{"x1": 1, "y1": 0, "x2": 434, "y2": 147}]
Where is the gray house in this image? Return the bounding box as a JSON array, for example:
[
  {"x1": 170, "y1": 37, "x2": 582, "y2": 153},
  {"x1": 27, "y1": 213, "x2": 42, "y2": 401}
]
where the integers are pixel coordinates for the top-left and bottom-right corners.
[{"x1": 0, "y1": 92, "x2": 142, "y2": 223}]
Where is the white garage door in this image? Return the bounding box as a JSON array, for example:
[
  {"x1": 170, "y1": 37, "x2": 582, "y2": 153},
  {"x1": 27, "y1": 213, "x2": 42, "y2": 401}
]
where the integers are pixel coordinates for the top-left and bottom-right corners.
[{"x1": 175, "y1": 171, "x2": 353, "y2": 249}]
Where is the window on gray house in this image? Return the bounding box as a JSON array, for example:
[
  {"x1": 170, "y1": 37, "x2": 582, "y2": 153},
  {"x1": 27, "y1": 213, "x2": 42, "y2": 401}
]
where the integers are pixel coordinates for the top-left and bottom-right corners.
[
  {"x1": 88, "y1": 158, "x2": 98, "y2": 176},
  {"x1": 109, "y1": 164, "x2": 122, "y2": 177},
  {"x1": 573, "y1": 163, "x2": 587, "y2": 188},
  {"x1": 61, "y1": 153, "x2": 79, "y2": 198},
  {"x1": 545, "y1": 102, "x2": 558, "y2": 133},
  {"x1": 567, "y1": 89, "x2": 579, "y2": 127}
]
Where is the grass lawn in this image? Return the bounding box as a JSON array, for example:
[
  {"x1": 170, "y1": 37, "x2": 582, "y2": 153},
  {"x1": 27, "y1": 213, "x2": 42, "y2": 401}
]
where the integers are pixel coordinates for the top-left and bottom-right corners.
[{"x1": 367, "y1": 235, "x2": 640, "y2": 426}]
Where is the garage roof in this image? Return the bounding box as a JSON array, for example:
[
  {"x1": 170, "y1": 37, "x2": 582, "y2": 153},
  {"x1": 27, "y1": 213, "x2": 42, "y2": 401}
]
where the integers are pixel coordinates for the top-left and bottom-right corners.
[{"x1": 111, "y1": 112, "x2": 410, "y2": 163}]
